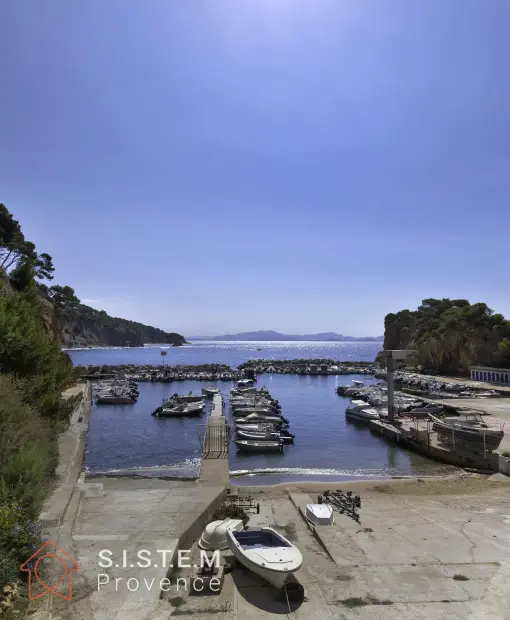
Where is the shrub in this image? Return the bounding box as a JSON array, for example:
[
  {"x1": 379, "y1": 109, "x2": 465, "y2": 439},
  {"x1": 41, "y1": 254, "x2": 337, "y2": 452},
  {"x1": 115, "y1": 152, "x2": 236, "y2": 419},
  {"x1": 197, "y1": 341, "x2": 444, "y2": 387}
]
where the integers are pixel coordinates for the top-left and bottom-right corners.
[
  {"x1": 0, "y1": 376, "x2": 58, "y2": 517},
  {"x1": 0, "y1": 503, "x2": 43, "y2": 582}
]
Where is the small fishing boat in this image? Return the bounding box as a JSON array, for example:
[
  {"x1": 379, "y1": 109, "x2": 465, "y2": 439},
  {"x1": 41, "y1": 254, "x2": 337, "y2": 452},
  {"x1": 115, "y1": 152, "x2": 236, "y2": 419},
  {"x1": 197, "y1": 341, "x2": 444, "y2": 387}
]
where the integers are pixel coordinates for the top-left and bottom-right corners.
[
  {"x1": 235, "y1": 439, "x2": 283, "y2": 453},
  {"x1": 226, "y1": 527, "x2": 302, "y2": 589},
  {"x1": 236, "y1": 428, "x2": 295, "y2": 444},
  {"x1": 237, "y1": 379, "x2": 255, "y2": 388},
  {"x1": 352, "y1": 380, "x2": 364, "y2": 387},
  {"x1": 232, "y1": 408, "x2": 276, "y2": 417},
  {"x1": 231, "y1": 387, "x2": 257, "y2": 395},
  {"x1": 409, "y1": 403, "x2": 443, "y2": 417},
  {"x1": 305, "y1": 504, "x2": 334, "y2": 526},
  {"x1": 235, "y1": 413, "x2": 289, "y2": 426},
  {"x1": 154, "y1": 402, "x2": 205, "y2": 417},
  {"x1": 202, "y1": 385, "x2": 220, "y2": 397},
  {"x1": 171, "y1": 393, "x2": 204, "y2": 403}
]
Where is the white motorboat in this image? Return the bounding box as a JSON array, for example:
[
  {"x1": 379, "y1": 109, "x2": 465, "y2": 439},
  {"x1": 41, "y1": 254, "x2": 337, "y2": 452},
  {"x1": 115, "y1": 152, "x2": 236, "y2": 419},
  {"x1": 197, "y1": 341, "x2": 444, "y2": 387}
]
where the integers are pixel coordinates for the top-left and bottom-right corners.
[
  {"x1": 305, "y1": 504, "x2": 334, "y2": 526},
  {"x1": 235, "y1": 439, "x2": 283, "y2": 453},
  {"x1": 231, "y1": 387, "x2": 257, "y2": 395},
  {"x1": 235, "y1": 413, "x2": 286, "y2": 425},
  {"x1": 236, "y1": 428, "x2": 295, "y2": 444},
  {"x1": 352, "y1": 380, "x2": 364, "y2": 387},
  {"x1": 232, "y1": 408, "x2": 275, "y2": 417},
  {"x1": 226, "y1": 527, "x2": 302, "y2": 589},
  {"x1": 237, "y1": 379, "x2": 255, "y2": 388},
  {"x1": 202, "y1": 385, "x2": 220, "y2": 397},
  {"x1": 345, "y1": 400, "x2": 380, "y2": 421},
  {"x1": 199, "y1": 518, "x2": 244, "y2": 551}
]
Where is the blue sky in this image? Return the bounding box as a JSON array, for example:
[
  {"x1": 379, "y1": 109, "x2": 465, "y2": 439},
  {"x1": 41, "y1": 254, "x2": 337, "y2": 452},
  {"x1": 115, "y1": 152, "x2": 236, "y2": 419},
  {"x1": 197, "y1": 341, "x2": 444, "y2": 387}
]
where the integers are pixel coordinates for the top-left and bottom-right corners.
[{"x1": 1, "y1": 1, "x2": 509, "y2": 337}]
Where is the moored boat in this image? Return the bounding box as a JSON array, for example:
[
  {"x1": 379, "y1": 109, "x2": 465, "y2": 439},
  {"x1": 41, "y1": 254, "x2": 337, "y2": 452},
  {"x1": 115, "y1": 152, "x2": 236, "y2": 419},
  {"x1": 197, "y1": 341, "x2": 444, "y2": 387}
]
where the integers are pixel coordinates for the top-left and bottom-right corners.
[
  {"x1": 153, "y1": 402, "x2": 205, "y2": 417},
  {"x1": 226, "y1": 527, "x2": 302, "y2": 589},
  {"x1": 236, "y1": 428, "x2": 295, "y2": 444},
  {"x1": 345, "y1": 400, "x2": 380, "y2": 421},
  {"x1": 235, "y1": 439, "x2": 284, "y2": 453},
  {"x1": 202, "y1": 385, "x2": 220, "y2": 397},
  {"x1": 235, "y1": 413, "x2": 288, "y2": 425}
]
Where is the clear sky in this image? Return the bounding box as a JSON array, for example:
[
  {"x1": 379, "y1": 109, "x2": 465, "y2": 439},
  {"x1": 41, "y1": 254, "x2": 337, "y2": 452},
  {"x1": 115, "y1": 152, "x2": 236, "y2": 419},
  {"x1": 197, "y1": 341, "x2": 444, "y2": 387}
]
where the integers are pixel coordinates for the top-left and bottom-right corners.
[{"x1": 1, "y1": 1, "x2": 509, "y2": 337}]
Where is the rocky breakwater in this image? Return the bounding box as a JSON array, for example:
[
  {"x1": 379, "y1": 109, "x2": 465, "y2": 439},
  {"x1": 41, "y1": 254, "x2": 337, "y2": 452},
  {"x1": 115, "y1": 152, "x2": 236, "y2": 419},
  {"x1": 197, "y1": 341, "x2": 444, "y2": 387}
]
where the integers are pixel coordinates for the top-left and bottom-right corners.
[
  {"x1": 76, "y1": 363, "x2": 243, "y2": 382},
  {"x1": 238, "y1": 358, "x2": 378, "y2": 376}
]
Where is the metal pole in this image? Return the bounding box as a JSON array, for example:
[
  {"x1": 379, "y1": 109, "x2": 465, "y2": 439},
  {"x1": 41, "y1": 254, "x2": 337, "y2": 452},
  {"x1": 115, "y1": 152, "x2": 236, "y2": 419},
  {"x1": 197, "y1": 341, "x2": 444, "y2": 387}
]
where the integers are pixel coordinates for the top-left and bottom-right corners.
[{"x1": 387, "y1": 355, "x2": 395, "y2": 423}]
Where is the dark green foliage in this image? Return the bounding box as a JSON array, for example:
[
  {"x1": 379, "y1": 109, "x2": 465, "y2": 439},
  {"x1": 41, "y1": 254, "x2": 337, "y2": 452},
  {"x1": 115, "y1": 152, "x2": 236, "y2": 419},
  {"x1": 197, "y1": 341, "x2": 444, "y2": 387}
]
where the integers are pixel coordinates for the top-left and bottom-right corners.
[
  {"x1": 0, "y1": 204, "x2": 78, "y2": 589},
  {"x1": 0, "y1": 376, "x2": 59, "y2": 516},
  {"x1": 0, "y1": 292, "x2": 73, "y2": 418},
  {"x1": 0, "y1": 203, "x2": 54, "y2": 282},
  {"x1": 48, "y1": 284, "x2": 80, "y2": 307},
  {"x1": 384, "y1": 298, "x2": 510, "y2": 374}
]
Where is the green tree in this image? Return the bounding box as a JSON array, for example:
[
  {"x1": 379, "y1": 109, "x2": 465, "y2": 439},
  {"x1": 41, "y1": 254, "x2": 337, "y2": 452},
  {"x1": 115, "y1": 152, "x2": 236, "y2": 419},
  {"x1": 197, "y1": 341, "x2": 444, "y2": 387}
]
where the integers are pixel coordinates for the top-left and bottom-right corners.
[
  {"x1": 0, "y1": 203, "x2": 54, "y2": 282},
  {"x1": 48, "y1": 284, "x2": 80, "y2": 307}
]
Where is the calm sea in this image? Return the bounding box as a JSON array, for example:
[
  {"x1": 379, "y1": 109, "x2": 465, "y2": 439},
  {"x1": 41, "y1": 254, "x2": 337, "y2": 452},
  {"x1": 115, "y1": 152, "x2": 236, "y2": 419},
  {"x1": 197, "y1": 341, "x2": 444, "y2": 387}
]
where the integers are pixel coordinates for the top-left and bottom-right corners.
[
  {"x1": 68, "y1": 340, "x2": 383, "y2": 367},
  {"x1": 68, "y1": 342, "x2": 458, "y2": 483}
]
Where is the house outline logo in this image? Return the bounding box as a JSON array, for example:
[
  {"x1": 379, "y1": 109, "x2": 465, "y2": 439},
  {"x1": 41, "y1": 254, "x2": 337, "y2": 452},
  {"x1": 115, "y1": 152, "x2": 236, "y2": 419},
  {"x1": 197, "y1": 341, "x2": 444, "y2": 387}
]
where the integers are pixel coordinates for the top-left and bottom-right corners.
[{"x1": 20, "y1": 539, "x2": 80, "y2": 601}]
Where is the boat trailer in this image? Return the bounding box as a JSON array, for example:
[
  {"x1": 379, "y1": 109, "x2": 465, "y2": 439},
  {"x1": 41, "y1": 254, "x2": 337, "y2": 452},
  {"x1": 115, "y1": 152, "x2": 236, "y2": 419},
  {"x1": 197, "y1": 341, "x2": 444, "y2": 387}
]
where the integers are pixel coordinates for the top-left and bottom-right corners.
[
  {"x1": 225, "y1": 493, "x2": 260, "y2": 514},
  {"x1": 318, "y1": 489, "x2": 361, "y2": 523}
]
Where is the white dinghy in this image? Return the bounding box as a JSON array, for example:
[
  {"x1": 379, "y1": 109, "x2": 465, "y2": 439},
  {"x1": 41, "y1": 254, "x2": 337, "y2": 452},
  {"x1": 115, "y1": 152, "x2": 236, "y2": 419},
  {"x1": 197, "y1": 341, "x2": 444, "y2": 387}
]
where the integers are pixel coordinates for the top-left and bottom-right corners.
[
  {"x1": 199, "y1": 518, "x2": 244, "y2": 551},
  {"x1": 227, "y1": 527, "x2": 302, "y2": 589},
  {"x1": 305, "y1": 504, "x2": 334, "y2": 526}
]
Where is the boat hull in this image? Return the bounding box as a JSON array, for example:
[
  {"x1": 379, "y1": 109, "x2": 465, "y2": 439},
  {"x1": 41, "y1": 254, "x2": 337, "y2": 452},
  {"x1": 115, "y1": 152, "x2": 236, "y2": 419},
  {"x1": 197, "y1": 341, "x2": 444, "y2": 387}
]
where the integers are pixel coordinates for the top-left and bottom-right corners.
[
  {"x1": 227, "y1": 528, "x2": 302, "y2": 589},
  {"x1": 235, "y1": 440, "x2": 283, "y2": 453}
]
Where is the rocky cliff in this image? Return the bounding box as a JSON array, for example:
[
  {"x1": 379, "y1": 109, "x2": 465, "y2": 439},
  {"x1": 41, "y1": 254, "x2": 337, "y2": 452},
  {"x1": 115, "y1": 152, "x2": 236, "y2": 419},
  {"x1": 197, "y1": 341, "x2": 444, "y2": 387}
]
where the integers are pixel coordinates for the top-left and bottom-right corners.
[
  {"x1": 55, "y1": 301, "x2": 186, "y2": 348},
  {"x1": 383, "y1": 298, "x2": 510, "y2": 375}
]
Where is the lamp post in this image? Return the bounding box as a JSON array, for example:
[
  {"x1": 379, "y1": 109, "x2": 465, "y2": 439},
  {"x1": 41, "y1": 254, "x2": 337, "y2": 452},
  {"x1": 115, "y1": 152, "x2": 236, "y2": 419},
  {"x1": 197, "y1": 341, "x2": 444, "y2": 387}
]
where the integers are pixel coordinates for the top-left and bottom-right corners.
[{"x1": 385, "y1": 350, "x2": 418, "y2": 423}]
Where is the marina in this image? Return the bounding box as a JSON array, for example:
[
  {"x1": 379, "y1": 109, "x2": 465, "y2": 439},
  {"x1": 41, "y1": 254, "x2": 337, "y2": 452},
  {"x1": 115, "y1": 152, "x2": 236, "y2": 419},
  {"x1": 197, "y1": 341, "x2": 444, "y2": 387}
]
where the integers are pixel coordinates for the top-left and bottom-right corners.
[{"x1": 73, "y1": 343, "x2": 509, "y2": 483}]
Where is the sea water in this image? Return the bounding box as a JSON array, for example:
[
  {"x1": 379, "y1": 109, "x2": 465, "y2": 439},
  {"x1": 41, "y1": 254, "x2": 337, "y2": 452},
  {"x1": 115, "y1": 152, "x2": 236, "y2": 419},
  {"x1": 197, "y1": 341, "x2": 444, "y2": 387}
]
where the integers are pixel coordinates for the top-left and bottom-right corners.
[{"x1": 69, "y1": 342, "x2": 458, "y2": 482}]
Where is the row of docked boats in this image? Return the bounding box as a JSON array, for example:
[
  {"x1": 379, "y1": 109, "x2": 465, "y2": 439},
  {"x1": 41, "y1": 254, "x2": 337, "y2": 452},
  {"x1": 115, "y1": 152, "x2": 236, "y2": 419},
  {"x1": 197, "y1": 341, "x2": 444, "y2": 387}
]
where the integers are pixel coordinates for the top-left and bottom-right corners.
[
  {"x1": 341, "y1": 382, "x2": 445, "y2": 422},
  {"x1": 94, "y1": 380, "x2": 139, "y2": 405},
  {"x1": 231, "y1": 387, "x2": 294, "y2": 453}
]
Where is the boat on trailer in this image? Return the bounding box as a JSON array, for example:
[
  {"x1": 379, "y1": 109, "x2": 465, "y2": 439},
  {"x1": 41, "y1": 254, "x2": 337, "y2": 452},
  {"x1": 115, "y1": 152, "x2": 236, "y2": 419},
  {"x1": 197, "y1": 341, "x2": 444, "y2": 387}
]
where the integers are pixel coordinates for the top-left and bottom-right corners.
[
  {"x1": 429, "y1": 413, "x2": 504, "y2": 449},
  {"x1": 226, "y1": 527, "x2": 302, "y2": 589}
]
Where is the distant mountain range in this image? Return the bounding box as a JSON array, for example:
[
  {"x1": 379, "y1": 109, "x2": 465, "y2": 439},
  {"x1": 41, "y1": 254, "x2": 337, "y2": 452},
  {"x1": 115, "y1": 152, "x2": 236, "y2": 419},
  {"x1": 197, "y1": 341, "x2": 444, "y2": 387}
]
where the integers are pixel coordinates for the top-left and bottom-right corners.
[{"x1": 189, "y1": 330, "x2": 383, "y2": 342}]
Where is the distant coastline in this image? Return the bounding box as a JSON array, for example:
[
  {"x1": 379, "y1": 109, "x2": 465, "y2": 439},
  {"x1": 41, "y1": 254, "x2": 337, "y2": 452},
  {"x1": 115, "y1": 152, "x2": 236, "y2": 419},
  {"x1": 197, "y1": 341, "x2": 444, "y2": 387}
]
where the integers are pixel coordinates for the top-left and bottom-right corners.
[{"x1": 189, "y1": 330, "x2": 383, "y2": 342}]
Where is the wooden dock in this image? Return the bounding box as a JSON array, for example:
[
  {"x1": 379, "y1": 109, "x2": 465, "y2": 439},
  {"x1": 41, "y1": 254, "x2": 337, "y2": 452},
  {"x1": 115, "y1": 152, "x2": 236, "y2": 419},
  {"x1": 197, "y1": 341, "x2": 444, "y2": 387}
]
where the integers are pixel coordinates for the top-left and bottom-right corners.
[{"x1": 199, "y1": 393, "x2": 230, "y2": 485}]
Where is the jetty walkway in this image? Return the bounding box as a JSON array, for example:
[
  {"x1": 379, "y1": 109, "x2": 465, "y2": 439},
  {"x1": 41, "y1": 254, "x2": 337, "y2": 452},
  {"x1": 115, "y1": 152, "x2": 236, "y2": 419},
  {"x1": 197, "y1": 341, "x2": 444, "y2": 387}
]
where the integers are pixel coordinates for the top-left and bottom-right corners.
[{"x1": 199, "y1": 392, "x2": 230, "y2": 485}]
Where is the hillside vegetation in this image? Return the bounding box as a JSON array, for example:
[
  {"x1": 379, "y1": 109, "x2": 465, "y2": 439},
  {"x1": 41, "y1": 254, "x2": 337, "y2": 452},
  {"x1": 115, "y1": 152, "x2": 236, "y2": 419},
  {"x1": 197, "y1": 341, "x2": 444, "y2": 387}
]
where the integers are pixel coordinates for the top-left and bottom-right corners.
[
  {"x1": 383, "y1": 298, "x2": 510, "y2": 375},
  {"x1": 49, "y1": 292, "x2": 186, "y2": 348},
  {"x1": 0, "y1": 205, "x2": 77, "y2": 590},
  {"x1": 0, "y1": 203, "x2": 183, "y2": 596}
]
